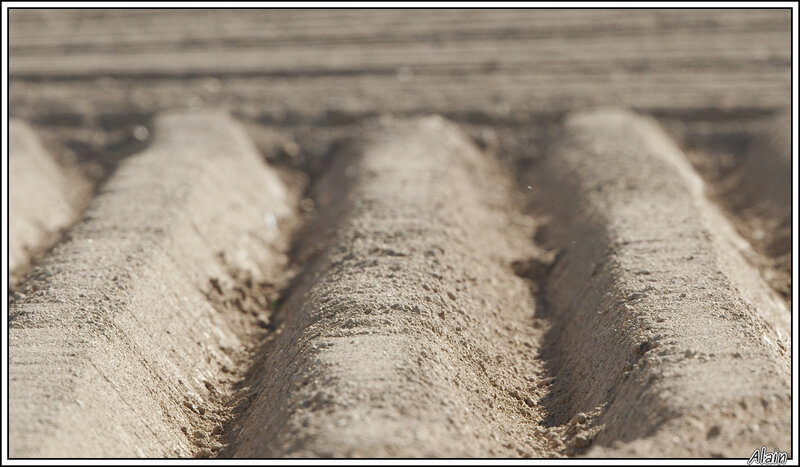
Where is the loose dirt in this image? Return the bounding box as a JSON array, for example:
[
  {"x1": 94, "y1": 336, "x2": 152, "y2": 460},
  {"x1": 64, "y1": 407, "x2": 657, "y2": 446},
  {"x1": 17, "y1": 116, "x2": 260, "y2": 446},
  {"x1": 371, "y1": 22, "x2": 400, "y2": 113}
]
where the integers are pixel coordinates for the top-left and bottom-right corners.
[
  {"x1": 526, "y1": 109, "x2": 790, "y2": 457},
  {"x1": 229, "y1": 117, "x2": 556, "y2": 457},
  {"x1": 662, "y1": 109, "x2": 793, "y2": 308},
  {"x1": 9, "y1": 111, "x2": 297, "y2": 457},
  {"x1": 9, "y1": 119, "x2": 90, "y2": 287},
  {"x1": 5, "y1": 9, "x2": 793, "y2": 460}
]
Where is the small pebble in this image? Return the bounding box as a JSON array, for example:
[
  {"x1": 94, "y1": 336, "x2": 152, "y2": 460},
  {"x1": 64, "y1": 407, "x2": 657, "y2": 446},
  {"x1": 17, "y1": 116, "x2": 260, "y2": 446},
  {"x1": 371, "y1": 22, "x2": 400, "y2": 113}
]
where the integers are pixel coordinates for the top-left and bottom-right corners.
[
  {"x1": 573, "y1": 434, "x2": 592, "y2": 448},
  {"x1": 524, "y1": 397, "x2": 535, "y2": 408},
  {"x1": 280, "y1": 140, "x2": 300, "y2": 158},
  {"x1": 194, "y1": 448, "x2": 212, "y2": 458},
  {"x1": 447, "y1": 291, "x2": 457, "y2": 300},
  {"x1": 212, "y1": 425, "x2": 224, "y2": 435},
  {"x1": 133, "y1": 126, "x2": 149, "y2": 141},
  {"x1": 210, "y1": 442, "x2": 224, "y2": 452},
  {"x1": 193, "y1": 430, "x2": 207, "y2": 440},
  {"x1": 570, "y1": 412, "x2": 587, "y2": 425}
]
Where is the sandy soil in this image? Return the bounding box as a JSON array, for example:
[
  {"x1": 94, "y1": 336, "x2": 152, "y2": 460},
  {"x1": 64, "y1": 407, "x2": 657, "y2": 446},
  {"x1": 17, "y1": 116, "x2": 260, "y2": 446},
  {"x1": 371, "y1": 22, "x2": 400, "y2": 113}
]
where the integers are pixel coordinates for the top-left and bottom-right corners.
[
  {"x1": 8, "y1": 120, "x2": 89, "y2": 287},
  {"x1": 6, "y1": 8, "x2": 793, "y2": 459},
  {"x1": 528, "y1": 109, "x2": 789, "y2": 457},
  {"x1": 701, "y1": 113, "x2": 792, "y2": 305},
  {"x1": 9, "y1": 111, "x2": 296, "y2": 457},
  {"x1": 229, "y1": 117, "x2": 556, "y2": 457}
]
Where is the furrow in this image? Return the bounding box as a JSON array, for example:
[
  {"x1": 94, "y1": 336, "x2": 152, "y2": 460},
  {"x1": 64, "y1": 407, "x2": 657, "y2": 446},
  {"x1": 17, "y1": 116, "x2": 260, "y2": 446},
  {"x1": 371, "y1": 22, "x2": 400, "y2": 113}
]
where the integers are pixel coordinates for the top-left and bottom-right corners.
[
  {"x1": 8, "y1": 111, "x2": 295, "y2": 458},
  {"x1": 8, "y1": 120, "x2": 91, "y2": 288},
  {"x1": 528, "y1": 109, "x2": 790, "y2": 457},
  {"x1": 227, "y1": 117, "x2": 558, "y2": 457}
]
